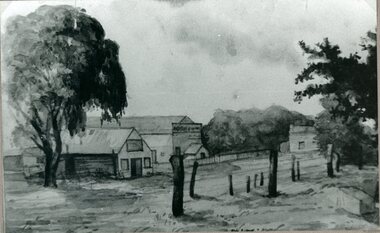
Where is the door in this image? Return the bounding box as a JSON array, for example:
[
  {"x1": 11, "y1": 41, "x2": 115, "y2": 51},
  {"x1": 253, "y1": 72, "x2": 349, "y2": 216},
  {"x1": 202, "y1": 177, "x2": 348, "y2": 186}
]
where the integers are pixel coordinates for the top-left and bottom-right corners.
[
  {"x1": 65, "y1": 156, "x2": 76, "y2": 177},
  {"x1": 152, "y1": 150, "x2": 157, "y2": 163},
  {"x1": 131, "y1": 158, "x2": 143, "y2": 177}
]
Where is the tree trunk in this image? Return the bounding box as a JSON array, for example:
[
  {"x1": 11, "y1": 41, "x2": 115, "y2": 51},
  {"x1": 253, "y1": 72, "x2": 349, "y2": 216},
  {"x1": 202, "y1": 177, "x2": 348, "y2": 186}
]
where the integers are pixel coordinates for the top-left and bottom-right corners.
[
  {"x1": 189, "y1": 161, "x2": 198, "y2": 198},
  {"x1": 169, "y1": 153, "x2": 184, "y2": 217},
  {"x1": 51, "y1": 120, "x2": 63, "y2": 188},
  {"x1": 268, "y1": 150, "x2": 278, "y2": 197},
  {"x1": 44, "y1": 153, "x2": 53, "y2": 187},
  {"x1": 327, "y1": 144, "x2": 334, "y2": 178},
  {"x1": 335, "y1": 152, "x2": 341, "y2": 172}
]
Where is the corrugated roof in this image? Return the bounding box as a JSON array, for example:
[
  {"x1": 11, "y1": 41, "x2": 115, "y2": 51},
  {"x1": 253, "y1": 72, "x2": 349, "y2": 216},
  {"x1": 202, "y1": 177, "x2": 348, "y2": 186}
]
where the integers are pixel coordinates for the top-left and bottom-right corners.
[
  {"x1": 3, "y1": 148, "x2": 23, "y2": 156},
  {"x1": 62, "y1": 128, "x2": 134, "y2": 154},
  {"x1": 184, "y1": 143, "x2": 203, "y2": 155},
  {"x1": 86, "y1": 116, "x2": 190, "y2": 134}
]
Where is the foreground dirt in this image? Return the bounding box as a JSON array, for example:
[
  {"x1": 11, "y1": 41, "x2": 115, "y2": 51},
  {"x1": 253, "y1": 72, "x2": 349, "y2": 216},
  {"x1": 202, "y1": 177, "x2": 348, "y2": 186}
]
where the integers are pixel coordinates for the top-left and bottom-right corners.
[{"x1": 5, "y1": 154, "x2": 379, "y2": 232}]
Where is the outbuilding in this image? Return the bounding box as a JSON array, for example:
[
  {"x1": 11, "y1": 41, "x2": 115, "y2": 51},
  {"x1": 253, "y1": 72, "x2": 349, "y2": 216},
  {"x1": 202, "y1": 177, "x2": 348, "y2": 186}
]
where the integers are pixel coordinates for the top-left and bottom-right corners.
[
  {"x1": 184, "y1": 143, "x2": 209, "y2": 160},
  {"x1": 289, "y1": 124, "x2": 318, "y2": 153},
  {"x1": 87, "y1": 115, "x2": 210, "y2": 169},
  {"x1": 62, "y1": 128, "x2": 153, "y2": 178}
]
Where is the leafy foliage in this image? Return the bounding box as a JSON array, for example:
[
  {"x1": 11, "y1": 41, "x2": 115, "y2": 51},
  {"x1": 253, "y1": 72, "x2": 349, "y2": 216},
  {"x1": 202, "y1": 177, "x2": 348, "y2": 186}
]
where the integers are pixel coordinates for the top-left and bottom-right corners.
[
  {"x1": 294, "y1": 32, "x2": 377, "y2": 124},
  {"x1": 314, "y1": 108, "x2": 377, "y2": 166},
  {"x1": 3, "y1": 5, "x2": 127, "y2": 186},
  {"x1": 295, "y1": 33, "x2": 378, "y2": 166},
  {"x1": 202, "y1": 105, "x2": 313, "y2": 155}
]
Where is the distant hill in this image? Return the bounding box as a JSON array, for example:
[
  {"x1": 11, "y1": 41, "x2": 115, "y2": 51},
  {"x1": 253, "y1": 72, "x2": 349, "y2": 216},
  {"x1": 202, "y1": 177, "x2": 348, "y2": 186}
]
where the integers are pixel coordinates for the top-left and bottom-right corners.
[{"x1": 202, "y1": 105, "x2": 313, "y2": 155}]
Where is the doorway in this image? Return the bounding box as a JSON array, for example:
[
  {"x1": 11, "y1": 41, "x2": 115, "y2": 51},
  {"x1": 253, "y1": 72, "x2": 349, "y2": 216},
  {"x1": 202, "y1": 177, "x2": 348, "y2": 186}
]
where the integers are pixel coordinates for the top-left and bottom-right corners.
[{"x1": 131, "y1": 158, "x2": 143, "y2": 177}]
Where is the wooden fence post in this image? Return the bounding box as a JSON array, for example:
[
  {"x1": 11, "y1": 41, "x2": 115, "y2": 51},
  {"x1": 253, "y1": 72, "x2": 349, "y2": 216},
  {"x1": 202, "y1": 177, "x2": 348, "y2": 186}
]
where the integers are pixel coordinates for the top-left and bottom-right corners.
[
  {"x1": 189, "y1": 161, "x2": 199, "y2": 198},
  {"x1": 169, "y1": 149, "x2": 184, "y2": 217},
  {"x1": 246, "y1": 176, "x2": 251, "y2": 193},
  {"x1": 228, "y1": 174, "x2": 234, "y2": 196},
  {"x1": 297, "y1": 161, "x2": 300, "y2": 180},
  {"x1": 291, "y1": 154, "x2": 296, "y2": 182},
  {"x1": 327, "y1": 144, "x2": 334, "y2": 178},
  {"x1": 335, "y1": 152, "x2": 341, "y2": 172},
  {"x1": 254, "y1": 174, "x2": 258, "y2": 188},
  {"x1": 268, "y1": 150, "x2": 278, "y2": 197}
]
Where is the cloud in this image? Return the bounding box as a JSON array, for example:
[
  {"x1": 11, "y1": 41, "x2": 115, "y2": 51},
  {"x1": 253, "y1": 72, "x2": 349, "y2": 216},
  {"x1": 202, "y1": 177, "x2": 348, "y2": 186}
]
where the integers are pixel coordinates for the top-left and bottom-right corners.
[
  {"x1": 169, "y1": 4, "x2": 306, "y2": 69},
  {"x1": 155, "y1": 0, "x2": 200, "y2": 7},
  {"x1": 166, "y1": 0, "x2": 375, "y2": 70}
]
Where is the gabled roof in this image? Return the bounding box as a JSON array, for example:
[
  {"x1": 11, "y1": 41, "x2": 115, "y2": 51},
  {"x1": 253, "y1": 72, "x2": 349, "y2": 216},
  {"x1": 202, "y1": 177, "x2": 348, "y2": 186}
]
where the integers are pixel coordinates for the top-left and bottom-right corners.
[
  {"x1": 184, "y1": 143, "x2": 204, "y2": 155},
  {"x1": 62, "y1": 128, "x2": 135, "y2": 154},
  {"x1": 86, "y1": 116, "x2": 193, "y2": 134}
]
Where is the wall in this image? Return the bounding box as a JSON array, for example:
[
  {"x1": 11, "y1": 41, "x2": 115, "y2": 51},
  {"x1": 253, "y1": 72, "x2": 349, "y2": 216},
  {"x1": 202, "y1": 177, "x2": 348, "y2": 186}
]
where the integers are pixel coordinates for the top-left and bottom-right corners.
[
  {"x1": 3, "y1": 155, "x2": 23, "y2": 172},
  {"x1": 172, "y1": 123, "x2": 202, "y2": 156},
  {"x1": 289, "y1": 131, "x2": 318, "y2": 153},
  {"x1": 65, "y1": 154, "x2": 116, "y2": 177},
  {"x1": 118, "y1": 138, "x2": 153, "y2": 178},
  {"x1": 195, "y1": 147, "x2": 210, "y2": 159},
  {"x1": 141, "y1": 134, "x2": 173, "y2": 164}
]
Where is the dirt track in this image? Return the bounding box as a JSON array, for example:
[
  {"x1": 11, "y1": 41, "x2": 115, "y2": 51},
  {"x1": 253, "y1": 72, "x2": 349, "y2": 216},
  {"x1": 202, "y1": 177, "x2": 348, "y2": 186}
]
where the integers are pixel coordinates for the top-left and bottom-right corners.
[{"x1": 5, "y1": 153, "x2": 379, "y2": 232}]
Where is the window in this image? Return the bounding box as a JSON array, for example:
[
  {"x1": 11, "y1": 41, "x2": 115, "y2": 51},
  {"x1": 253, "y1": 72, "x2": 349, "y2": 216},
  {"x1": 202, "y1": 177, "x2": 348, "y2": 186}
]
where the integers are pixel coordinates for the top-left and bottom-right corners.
[
  {"x1": 298, "y1": 141, "x2": 305, "y2": 150},
  {"x1": 144, "y1": 157, "x2": 151, "y2": 168},
  {"x1": 152, "y1": 150, "x2": 157, "y2": 163},
  {"x1": 126, "y1": 139, "x2": 143, "y2": 152},
  {"x1": 120, "y1": 159, "x2": 129, "y2": 170},
  {"x1": 160, "y1": 152, "x2": 165, "y2": 157},
  {"x1": 200, "y1": 152, "x2": 206, "y2": 159}
]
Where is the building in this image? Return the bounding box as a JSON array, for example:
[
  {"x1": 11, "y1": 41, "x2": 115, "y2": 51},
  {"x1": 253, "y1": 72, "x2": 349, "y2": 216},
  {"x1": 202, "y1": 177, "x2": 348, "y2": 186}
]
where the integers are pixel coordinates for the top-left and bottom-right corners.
[
  {"x1": 289, "y1": 124, "x2": 318, "y2": 153},
  {"x1": 3, "y1": 147, "x2": 44, "y2": 177},
  {"x1": 86, "y1": 115, "x2": 210, "y2": 164},
  {"x1": 62, "y1": 128, "x2": 153, "y2": 178},
  {"x1": 183, "y1": 143, "x2": 209, "y2": 160}
]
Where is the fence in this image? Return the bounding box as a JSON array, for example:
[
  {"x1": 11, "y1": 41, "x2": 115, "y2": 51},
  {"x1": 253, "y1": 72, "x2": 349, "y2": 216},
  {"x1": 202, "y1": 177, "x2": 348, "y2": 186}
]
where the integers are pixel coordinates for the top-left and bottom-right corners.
[{"x1": 183, "y1": 149, "x2": 271, "y2": 167}]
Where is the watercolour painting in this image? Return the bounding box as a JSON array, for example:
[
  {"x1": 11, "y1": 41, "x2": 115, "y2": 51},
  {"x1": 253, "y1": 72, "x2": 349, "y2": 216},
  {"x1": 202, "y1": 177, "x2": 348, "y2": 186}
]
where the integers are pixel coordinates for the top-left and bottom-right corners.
[{"x1": 0, "y1": 0, "x2": 379, "y2": 232}]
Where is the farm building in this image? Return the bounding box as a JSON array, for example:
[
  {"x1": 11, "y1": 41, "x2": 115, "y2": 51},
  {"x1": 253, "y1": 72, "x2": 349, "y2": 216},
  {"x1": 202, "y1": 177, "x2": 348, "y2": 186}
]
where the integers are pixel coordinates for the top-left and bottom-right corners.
[
  {"x1": 3, "y1": 147, "x2": 44, "y2": 176},
  {"x1": 184, "y1": 143, "x2": 209, "y2": 160},
  {"x1": 62, "y1": 128, "x2": 153, "y2": 178},
  {"x1": 87, "y1": 115, "x2": 210, "y2": 164},
  {"x1": 289, "y1": 124, "x2": 319, "y2": 153}
]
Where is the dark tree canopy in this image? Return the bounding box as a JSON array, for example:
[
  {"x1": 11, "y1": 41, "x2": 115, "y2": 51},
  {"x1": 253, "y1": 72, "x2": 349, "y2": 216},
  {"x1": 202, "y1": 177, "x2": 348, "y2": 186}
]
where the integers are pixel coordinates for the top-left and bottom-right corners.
[
  {"x1": 202, "y1": 105, "x2": 313, "y2": 155},
  {"x1": 314, "y1": 108, "x2": 377, "y2": 166},
  {"x1": 3, "y1": 5, "x2": 127, "y2": 186},
  {"x1": 294, "y1": 32, "x2": 377, "y2": 124}
]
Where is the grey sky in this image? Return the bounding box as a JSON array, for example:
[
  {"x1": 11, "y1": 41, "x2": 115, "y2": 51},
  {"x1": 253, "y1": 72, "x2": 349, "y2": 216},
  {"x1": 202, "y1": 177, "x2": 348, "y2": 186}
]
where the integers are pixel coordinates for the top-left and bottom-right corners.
[{"x1": 1, "y1": 0, "x2": 376, "y2": 149}]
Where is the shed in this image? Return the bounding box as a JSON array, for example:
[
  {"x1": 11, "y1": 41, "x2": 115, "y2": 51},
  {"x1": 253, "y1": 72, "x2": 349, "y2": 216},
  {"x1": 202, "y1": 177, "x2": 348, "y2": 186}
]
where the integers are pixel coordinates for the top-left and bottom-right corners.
[
  {"x1": 184, "y1": 143, "x2": 209, "y2": 160},
  {"x1": 62, "y1": 128, "x2": 153, "y2": 178}
]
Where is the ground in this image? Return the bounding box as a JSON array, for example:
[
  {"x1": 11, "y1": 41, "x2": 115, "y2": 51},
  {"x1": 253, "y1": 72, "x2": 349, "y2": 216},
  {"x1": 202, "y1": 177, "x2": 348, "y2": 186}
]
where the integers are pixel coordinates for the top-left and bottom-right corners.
[{"x1": 5, "y1": 153, "x2": 379, "y2": 233}]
